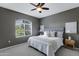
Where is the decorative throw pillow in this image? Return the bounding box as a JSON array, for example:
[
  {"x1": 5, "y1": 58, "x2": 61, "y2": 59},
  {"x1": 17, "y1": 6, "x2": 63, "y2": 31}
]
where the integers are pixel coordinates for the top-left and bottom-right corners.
[
  {"x1": 50, "y1": 31, "x2": 56, "y2": 37},
  {"x1": 57, "y1": 31, "x2": 63, "y2": 38}
]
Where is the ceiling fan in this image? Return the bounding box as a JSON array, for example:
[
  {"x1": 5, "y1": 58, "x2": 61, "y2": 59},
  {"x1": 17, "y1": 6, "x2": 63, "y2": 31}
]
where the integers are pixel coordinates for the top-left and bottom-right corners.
[{"x1": 30, "y1": 3, "x2": 49, "y2": 13}]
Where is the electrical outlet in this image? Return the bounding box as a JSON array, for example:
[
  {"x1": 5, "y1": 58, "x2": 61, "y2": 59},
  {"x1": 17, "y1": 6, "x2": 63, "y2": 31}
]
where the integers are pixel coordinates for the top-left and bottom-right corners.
[{"x1": 8, "y1": 40, "x2": 11, "y2": 44}]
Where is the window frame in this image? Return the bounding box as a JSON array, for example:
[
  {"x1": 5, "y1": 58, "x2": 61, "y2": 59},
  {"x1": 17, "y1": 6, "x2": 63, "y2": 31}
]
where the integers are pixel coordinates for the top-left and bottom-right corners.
[{"x1": 15, "y1": 19, "x2": 32, "y2": 38}]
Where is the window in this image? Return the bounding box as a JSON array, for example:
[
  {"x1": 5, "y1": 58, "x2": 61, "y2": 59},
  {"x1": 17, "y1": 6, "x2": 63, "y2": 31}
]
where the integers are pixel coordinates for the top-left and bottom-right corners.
[{"x1": 15, "y1": 19, "x2": 32, "y2": 38}]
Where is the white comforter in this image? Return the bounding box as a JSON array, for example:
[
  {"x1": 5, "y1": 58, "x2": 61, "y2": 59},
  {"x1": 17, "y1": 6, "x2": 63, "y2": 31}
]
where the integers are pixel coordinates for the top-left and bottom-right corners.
[{"x1": 28, "y1": 35, "x2": 63, "y2": 56}]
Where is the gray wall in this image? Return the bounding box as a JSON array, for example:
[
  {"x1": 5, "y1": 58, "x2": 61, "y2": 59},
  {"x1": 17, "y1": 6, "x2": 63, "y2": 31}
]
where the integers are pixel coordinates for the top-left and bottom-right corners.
[
  {"x1": 0, "y1": 7, "x2": 40, "y2": 48},
  {"x1": 41, "y1": 7, "x2": 79, "y2": 48}
]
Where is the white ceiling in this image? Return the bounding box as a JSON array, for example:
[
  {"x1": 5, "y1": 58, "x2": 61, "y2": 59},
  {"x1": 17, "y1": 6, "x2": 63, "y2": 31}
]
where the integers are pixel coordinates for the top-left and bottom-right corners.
[{"x1": 0, "y1": 3, "x2": 79, "y2": 18}]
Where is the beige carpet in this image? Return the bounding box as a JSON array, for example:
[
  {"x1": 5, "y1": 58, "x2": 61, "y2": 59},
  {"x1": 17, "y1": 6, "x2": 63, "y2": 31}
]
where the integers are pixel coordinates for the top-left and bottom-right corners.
[
  {"x1": 0, "y1": 42, "x2": 79, "y2": 56},
  {"x1": 0, "y1": 43, "x2": 45, "y2": 56},
  {"x1": 56, "y1": 47, "x2": 79, "y2": 56}
]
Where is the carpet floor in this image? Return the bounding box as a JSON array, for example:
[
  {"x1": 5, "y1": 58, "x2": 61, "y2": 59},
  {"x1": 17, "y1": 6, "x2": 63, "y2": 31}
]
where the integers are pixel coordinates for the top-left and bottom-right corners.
[
  {"x1": 0, "y1": 43, "x2": 44, "y2": 56},
  {"x1": 56, "y1": 47, "x2": 79, "y2": 56},
  {"x1": 0, "y1": 42, "x2": 79, "y2": 56}
]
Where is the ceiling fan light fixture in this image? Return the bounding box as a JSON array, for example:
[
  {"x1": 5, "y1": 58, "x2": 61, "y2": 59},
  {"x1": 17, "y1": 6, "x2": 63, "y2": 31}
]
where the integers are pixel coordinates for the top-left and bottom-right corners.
[
  {"x1": 36, "y1": 7, "x2": 43, "y2": 11},
  {"x1": 30, "y1": 3, "x2": 49, "y2": 13}
]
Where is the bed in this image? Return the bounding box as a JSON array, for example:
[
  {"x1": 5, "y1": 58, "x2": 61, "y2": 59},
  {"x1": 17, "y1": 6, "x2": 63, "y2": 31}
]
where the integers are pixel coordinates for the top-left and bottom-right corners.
[
  {"x1": 28, "y1": 35, "x2": 63, "y2": 56},
  {"x1": 28, "y1": 27, "x2": 64, "y2": 56}
]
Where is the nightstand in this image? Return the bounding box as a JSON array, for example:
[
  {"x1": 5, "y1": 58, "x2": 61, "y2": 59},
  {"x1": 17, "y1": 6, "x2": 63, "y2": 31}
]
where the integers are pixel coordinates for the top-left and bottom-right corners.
[{"x1": 65, "y1": 39, "x2": 76, "y2": 48}]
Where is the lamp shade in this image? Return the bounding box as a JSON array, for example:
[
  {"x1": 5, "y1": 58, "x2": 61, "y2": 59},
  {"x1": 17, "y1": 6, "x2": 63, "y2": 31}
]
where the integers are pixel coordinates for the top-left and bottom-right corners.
[{"x1": 40, "y1": 25, "x2": 44, "y2": 32}]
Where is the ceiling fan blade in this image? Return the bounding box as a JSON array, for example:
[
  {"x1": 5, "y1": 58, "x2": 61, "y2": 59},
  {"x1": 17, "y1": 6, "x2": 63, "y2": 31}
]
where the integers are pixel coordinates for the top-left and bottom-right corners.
[
  {"x1": 40, "y1": 3, "x2": 45, "y2": 7},
  {"x1": 37, "y1": 3, "x2": 40, "y2": 6},
  {"x1": 42, "y1": 7, "x2": 49, "y2": 10},
  {"x1": 30, "y1": 3, "x2": 37, "y2": 7},
  {"x1": 31, "y1": 8, "x2": 36, "y2": 11}
]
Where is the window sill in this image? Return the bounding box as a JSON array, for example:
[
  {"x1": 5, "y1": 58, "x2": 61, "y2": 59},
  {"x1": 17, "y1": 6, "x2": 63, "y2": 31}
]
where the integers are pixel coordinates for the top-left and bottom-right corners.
[{"x1": 16, "y1": 35, "x2": 32, "y2": 39}]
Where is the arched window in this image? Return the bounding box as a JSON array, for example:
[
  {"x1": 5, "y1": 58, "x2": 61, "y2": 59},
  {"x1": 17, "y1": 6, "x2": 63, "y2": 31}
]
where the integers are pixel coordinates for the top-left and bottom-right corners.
[{"x1": 15, "y1": 19, "x2": 32, "y2": 38}]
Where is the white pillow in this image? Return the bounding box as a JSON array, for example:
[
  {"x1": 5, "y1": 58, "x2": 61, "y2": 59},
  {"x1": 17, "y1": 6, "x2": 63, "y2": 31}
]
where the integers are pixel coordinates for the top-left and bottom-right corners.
[
  {"x1": 57, "y1": 31, "x2": 63, "y2": 38},
  {"x1": 43, "y1": 31, "x2": 49, "y2": 36},
  {"x1": 50, "y1": 31, "x2": 55, "y2": 37}
]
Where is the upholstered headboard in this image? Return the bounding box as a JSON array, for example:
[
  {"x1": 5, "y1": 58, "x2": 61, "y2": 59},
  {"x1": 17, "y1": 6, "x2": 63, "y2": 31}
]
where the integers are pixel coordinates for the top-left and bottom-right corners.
[
  {"x1": 44, "y1": 26, "x2": 65, "y2": 38},
  {"x1": 44, "y1": 26, "x2": 64, "y2": 32}
]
